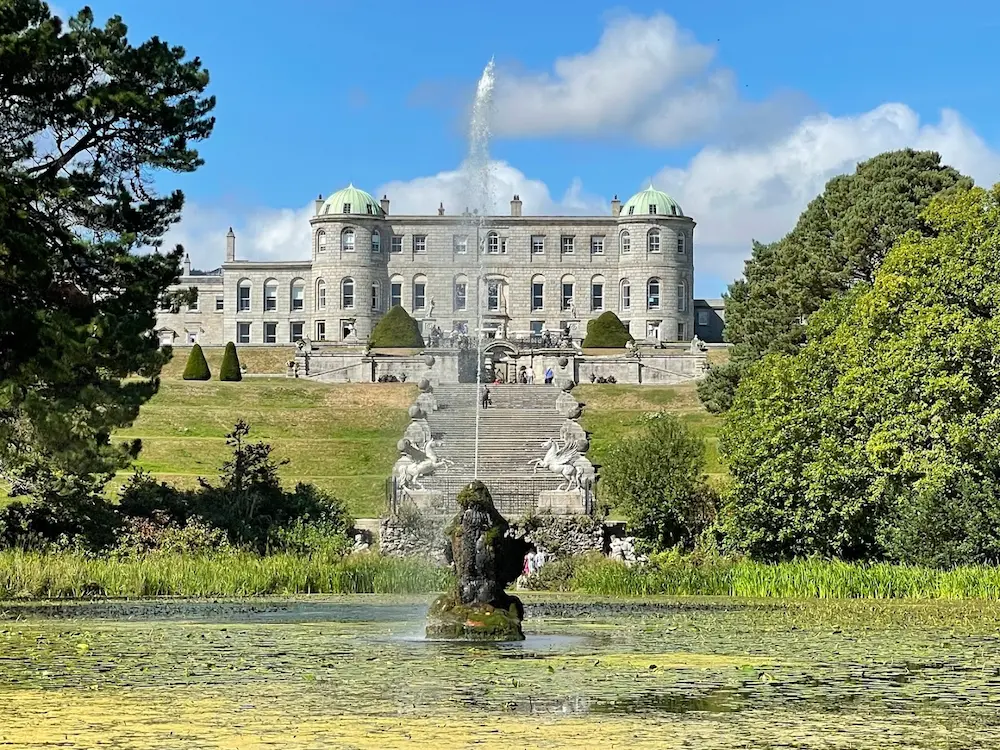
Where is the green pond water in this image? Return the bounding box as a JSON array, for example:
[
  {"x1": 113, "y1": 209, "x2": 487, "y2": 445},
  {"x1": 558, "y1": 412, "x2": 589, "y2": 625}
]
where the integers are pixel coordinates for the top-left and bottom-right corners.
[{"x1": 2, "y1": 595, "x2": 1000, "y2": 748}]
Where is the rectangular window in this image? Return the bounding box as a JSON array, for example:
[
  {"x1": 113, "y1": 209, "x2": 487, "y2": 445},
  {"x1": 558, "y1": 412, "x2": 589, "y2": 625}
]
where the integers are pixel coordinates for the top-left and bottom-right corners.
[
  {"x1": 264, "y1": 322, "x2": 277, "y2": 344},
  {"x1": 591, "y1": 283, "x2": 604, "y2": 311},
  {"x1": 414, "y1": 283, "x2": 426, "y2": 310},
  {"x1": 318, "y1": 286, "x2": 327, "y2": 309},
  {"x1": 215, "y1": 295, "x2": 224, "y2": 311},
  {"x1": 621, "y1": 283, "x2": 631, "y2": 310},
  {"x1": 530, "y1": 320, "x2": 544, "y2": 335},
  {"x1": 238, "y1": 286, "x2": 251, "y2": 312},
  {"x1": 531, "y1": 235, "x2": 545, "y2": 254},
  {"x1": 649, "y1": 232, "x2": 661, "y2": 253},
  {"x1": 343, "y1": 283, "x2": 354, "y2": 309},
  {"x1": 677, "y1": 284, "x2": 686, "y2": 312},
  {"x1": 186, "y1": 331, "x2": 197, "y2": 344},
  {"x1": 591, "y1": 236, "x2": 605, "y2": 255},
  {"x1": 413, "y1": 235, "x2": 426, "y2": 253},
  {"x1": 341, "y1": 320, "x2": 354, "y2": 340},
  {"x1": 390, "y1": 236, "x2": 402, "y2": 253},
  {"x1": 649, "y1": 204, "x2": 658, "y2": 214},
  {"x1": 390, "y1": 283, "x2": 402, "y2": 308},
  {"x1": 342, "y1": 203, "x2": 351, "y2": 214},
  {"x1": 676, "y1": 322, "x2": 685, "y2": 341},
  {"x1": 648, "y1": 281, "x2": 660, "y2": 310},
  {"x1": 697, "y1": 310, "x2": 709, "y2": 327},
  {"x1": 454, "y1": 282, "x2": 467, "y2": 311},
  {"x1": 500, "y1": 237, "x2": 508, "y2": 254},
  {"x1": 677, "y1": 234, "x2": 685, "y2": 254},
  {"x1": 561, "y1": 282, "x2": 574, "y2": 311},
  {"x1": 646, "y1": 320, "x2": 660, "y2": 340},
  {"x1": 487, "y1": 281, "x2": 500, "y2": 312},
  {"x1": 561, "y1": 236, "x2": 574, "y2": 254},
  {"x1": 454, "y1": 235, "x2": 468, "y2": 254},
  {"x1": 187, "y1": 292, "x2": 199, "y2": 312},
  {"x1": 290, "y1": 322, "x2": 304, "y2": 342},
  {"x1": 316, "y1": 321, "x2": 326, "y2": 341},
  {"x1": 531, "y1": 282, "x2": 544, "y2": 311},
  {"x1": 291, "y1": 286, "x2": 304, "y2": 311},
  {"x1": 371, "y1": 284, "x2": 380, "y2": 311},
  {"x1": 237, "y1": 322, "x2": 251, "y2": 344},
  {"x1": 486, "y1": 234, "x2": 499, "y2": 254},
  {"x1": 264, "y1": 286, "x2": 277, "y2": 311}
]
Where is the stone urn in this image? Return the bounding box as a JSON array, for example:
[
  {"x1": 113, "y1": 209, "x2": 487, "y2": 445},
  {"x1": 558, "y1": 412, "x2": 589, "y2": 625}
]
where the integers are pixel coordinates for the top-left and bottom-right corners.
[{"x1": 425, "y1": 481, "x2": 529, "y2": 641}]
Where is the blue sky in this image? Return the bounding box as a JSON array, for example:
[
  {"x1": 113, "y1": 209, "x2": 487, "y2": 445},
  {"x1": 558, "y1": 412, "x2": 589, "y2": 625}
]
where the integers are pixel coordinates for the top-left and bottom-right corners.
[{"x1": 70, "y1": 1, "x2": 1000, "y2": 296}]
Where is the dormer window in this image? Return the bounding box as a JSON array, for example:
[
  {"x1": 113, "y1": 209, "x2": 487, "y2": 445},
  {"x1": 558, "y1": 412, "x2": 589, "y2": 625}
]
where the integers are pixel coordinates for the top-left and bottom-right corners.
[
  {"x1": 366, "y1": 204, "x2": 373, "y2": 215},
  {"x1": 342, "y1": 203, "x2": 351, "y2": 214},
  {"x1": 628, "y1": 206, "x2": 635, "y2": 215},
  {"x1": 649, "y1": 204, "x2": 657, "y2": 214}
]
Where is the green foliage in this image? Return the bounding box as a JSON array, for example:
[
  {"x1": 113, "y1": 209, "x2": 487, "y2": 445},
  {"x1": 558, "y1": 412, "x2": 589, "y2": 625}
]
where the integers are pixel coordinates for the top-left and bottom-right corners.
[
  {"x1": 113, "y1": 512, "x2": 230, "y2": 557},
  {"x1": 182, "y1": 343, "x2": 211, "y2": 380},
  {"x1": 583, "y1": 311, "x2": 634, "y2": 348},
  {"x1": 706, "y1": 149, "x2": 971, "y2": 411},
  {"x1": 0, "y1": 493, "x2": 120, "y2": 552},
  {"x1": 598, "y1": 413, "x2": 714, "y2": 551},
  {"x1": 721, "y1": 185, "x2": 1000, "y2": 566},
  {"x1": 368, "y1": 306, "x2": 425, "y2": 348},
  {"x1": 219, "y1": 342, "x2": 242, "y2": 381},
  {"x1": 0, "y1": 1, "x2": 215, "y2": 498},
  {"x1": 696, "y1": 361, "x2": 743, "y2": 414}
]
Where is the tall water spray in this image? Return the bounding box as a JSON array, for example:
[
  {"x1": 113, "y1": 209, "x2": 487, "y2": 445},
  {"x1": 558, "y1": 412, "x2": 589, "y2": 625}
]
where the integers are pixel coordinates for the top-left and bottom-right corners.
[{"x1": 466, "y1": 58, "x2": 496, "y2": 480}]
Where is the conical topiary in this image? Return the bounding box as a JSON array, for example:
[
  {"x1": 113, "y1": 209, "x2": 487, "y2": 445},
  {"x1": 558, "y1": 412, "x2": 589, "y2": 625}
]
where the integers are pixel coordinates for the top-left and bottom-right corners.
[
  {"x1": 182, "y1": 343, "x2": 211, "y2": 380},
  {"x1": 369, "y1": 305, "x2": 425, "y2": 348},
  {"x1": 219, "y1": 341, "x2": 242, "y2": 382},
  {"x1": 583, "y1": 311, "x2": 635, "y2": 348}
]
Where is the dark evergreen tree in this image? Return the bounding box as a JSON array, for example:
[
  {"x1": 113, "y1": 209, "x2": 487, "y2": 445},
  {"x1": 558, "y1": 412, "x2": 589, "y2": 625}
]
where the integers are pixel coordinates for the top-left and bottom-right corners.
[
  {"x1": 0, "y1": 2, "x2": 215, "y2": 497},
  {"x1": 583, "y1": 311, "x2": 635, "y2": 348},
  {"x1": 219, "y1": 342, "x2": 242, "y2": 382},
  {"x1": 182, "y1": 344, "x2": 211, "y2": 381},
  {"x1": 369, "y1": 306, "x2": 425, "y2": 348}
]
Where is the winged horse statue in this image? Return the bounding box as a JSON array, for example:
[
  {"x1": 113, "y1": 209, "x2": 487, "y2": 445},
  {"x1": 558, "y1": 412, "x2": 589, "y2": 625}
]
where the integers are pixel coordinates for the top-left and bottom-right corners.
[
  {"x1": 533, "y1": 438, "x2": 582, "y2": 491},
  {"x1": 395, "y1": 437, "x2": 453, "y2": 491}
]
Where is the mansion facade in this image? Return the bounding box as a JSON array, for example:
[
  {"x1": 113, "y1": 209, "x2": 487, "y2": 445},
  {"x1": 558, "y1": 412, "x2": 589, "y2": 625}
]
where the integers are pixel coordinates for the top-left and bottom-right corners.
[{"x1": 156, "y1": 184, "x2": 724, "y2": 348}]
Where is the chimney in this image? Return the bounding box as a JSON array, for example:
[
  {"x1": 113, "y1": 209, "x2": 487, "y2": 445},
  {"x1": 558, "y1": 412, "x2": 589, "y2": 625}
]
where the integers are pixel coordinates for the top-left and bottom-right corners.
[
  {"x1": 437, "y1": 202, "x2": 445, "y2": 216},
  {"x1": 314, "y1": 194, "x2": 324, "y2": 215},
  {"x1": 183, "y1": 252, "x2": 192, "y2": 276},
  {"x1": 611, "y1": 194, "x2": 621, "y2": 217},
  {"x1": 225, "y1": 227, "x2": 236, "y2": 262},
  {"x1": 380, "y1": 194, "x2": 390, "y2": 215},
  {"x1": 510, "y1": 194, "x2": 522, "y2": 217}
]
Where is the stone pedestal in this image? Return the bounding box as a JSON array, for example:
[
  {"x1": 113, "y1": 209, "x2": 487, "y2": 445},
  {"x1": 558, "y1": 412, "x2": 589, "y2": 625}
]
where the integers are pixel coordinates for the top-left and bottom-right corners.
[
  {"x1": 538, "y1": 489, "x2": 588, "y2": 515},
  {"x1": 402, "y1": 489, "x2": 446, "y2": 513}
]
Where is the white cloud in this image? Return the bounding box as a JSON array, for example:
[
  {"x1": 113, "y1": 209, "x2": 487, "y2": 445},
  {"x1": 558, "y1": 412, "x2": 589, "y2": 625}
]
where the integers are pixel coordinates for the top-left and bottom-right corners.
[
  {"x1": 490, "y1": 12, "x2": 801, "y2": 147},
  {"x1": 656, "y1": 104, "x2": 1000, "y2": 285}
]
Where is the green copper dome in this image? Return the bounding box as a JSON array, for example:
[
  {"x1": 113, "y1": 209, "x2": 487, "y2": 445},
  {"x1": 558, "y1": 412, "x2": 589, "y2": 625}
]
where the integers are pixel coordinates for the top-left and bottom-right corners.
[
  {"x1": 620, "y1": 185, "x2": 684, "y2": 217},
  {"x1": 319, "y1": 184, "x2": 385, "y2": 217}
]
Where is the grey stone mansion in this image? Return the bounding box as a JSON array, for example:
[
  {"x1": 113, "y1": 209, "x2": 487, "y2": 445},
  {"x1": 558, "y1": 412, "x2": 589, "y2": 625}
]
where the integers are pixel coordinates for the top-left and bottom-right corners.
[{"x1": 155, "y1": 183, "x2": 725, "y2": 349}]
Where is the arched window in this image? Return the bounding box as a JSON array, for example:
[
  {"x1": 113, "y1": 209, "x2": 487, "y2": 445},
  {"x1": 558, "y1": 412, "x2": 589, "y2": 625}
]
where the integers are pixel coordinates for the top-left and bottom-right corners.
[
  {"x1": 412, "y1": 275, "x2": 427, "y2": 311},
  {"x1": 676, "y1": 280, "x2": 687, "y2": 312},
  {"x1": 316, "y1": 279, "x2": 327, "y2": 310},
  {"x1": 237, "y1": 279, "x2": 252, "y2": 312},
  {"x1": 341, "y1": 277, "x2": 355, "y2": 309},
  {"x1": 620, "y1": 230, "x2": 631, "y2": 254},
  {"x1": 620, "y1": 279, "x2": 631, "y2": 310},
  {"x1": 530, "y1": 274, "x2": 545, "y2": 312},
  {"x1": 341, "y1": 228, "x2": 355, "y2": 252},
  {"x1": 263, "y1": 279, "x2": 278, "y2": 312},
  {"x1": 371, "y1": 229, "x2": 381, "y2": 253},
  {"x1": 590, "y1": 274, "x2": 605, "y2": 312},
  {"x1": 371, "y1": 280, "x2": 382, "y2": 311},
  {"x1": 560, "y1": 274, "x2": 576, "y2": 312},
  {"x1": 389, "y1": 275, "x2": 403, "y2": 308},
  {"x1": 454, "y1": 275, "x2": 468, "y2": 311},
  {"x1": 316, "y1": 230, "x2": 327, "y2": 254},
  {"x1": 647, "y1": 228, "x2": 661, "y2": 253},
  {"x1": 290, "y1": 279, "x2": 305, "y2": 312},
  {"x1": 486, "y1": 231, "x2": 499, "y2": 254},
  {"x1": 647, "y1": 278, "x2": 661, "y2": 310}
]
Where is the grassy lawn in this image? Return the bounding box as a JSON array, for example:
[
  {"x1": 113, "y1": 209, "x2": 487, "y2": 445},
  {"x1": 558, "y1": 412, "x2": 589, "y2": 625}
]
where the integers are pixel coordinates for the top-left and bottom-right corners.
[{"x1": 160, "y1": 346, "x2": 295, "y2": 378}]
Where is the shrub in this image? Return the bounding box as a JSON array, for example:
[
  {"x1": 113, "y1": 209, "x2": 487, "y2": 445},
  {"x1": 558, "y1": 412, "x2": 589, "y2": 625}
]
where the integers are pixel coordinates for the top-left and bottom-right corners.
[
  {"x1": 219, "y1": 341, "x2": 242, "y2": 381},
  {"x1": 182, "y1": 343, "x2": 211, "y2": 380},
  {"x1": 0, "y1": 493, "x2": 120, "y2": 552},
  {"x1": 598, "y1": 412, "x2": 714, "y2": 552},
  {"x1": 369, "y1": 306, "x2": 424, "y2": 348},
  {"x1": 583, "y1": 311, "x2": 634, "y2": 348},
  {"x1": 113, "y1": 512, "x2": 231, "y2": 557}
]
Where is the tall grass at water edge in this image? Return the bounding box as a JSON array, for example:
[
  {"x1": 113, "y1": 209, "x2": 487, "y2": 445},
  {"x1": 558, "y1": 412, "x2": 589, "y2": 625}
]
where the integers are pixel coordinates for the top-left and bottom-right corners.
[
  {"x1": 571, "y1": 557, "x2": 1000, "y2": 599},
  {"x1": 0, "y1": 551, "x2": 451, "y2": 599}
]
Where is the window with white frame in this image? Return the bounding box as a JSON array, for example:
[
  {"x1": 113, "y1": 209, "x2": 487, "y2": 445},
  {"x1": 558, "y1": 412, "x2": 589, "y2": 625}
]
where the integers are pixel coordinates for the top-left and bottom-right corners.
[
  {"x1": 315, "y1": 320, "x2": 326, "y2": 341},
  {"x1": 237, "y1": 322, "x2": 251, "y2": 344},
  {"x1": 316, "y1": 279, "x2": 327, "y2": 310},
  {"x1": 342, "y1": 228, "x2": 355, "y2": 252},
  {"x1": 620, "y1": 279, "x2": 631, "y2": 310},
  {"x1": 620, "y1": 230, "x2": 631, "y2": 253},
  {"x1": 697, "y1": 309, "x2": 709, "y2": 327},
  {"x1": 237, "y1": 281, "x2": 251, "y2": 312},
  {"x1": 290, "y1": 322, "x2": 304, "y2": 342},
  {"x1": 341, "y1": 277, "x2": 355, "y2": 309},
  {"x1": 264, "y1": 322, "x2": 277, "y2": 344},
  {"x1": 647, "y1": 278, "x2": 661, "y2": 309},
  {"x1": 561, "y1": 280, "x2": 574, "y2": 310},
  {"x1": 187, "y1": 292, "x2": 199, "y2": 312},
  {"x1": 676, "y1": 281, "x2": 686, "y2": 312},
  {"x1": 531, "y1": 277, "x2": 544, "y2": 311},
  {"x1": 215, "y1": 295, "x2": 224, "y2": 311},
  {"x1": 413, "y1": 277, "x2": 427, "y2": 310},
  {"x1": 676, "y1": 322, "x2": 685, "y2": 341},
  {"x1": 500, "y1": 237, "x2": 508, "y2": 254},
  {"x1": 648, "y1": 203, "x2": 658, "y2": 214},
  {"x1": 531, "y1": 235, "x2": 545, "y2": 254},
  {"x1": 291, "y1": 281, "x2": 305, "y2": 311},
  {"x1": 561, "y1": 236, "x2": 574, "y2": 254},
  {"x1": 317, "y1": 230, "x2": 327, "y2": 253},
  {"x1": 390, "y1": 279, "x2": 402, "y2": 308},
  {"x1": 591, "y1": 235, "x2": 605, "y2": 255},
  {"x1": 371, "y1": 230, "x2": 381, "y2": 253},
  {"x1": 390, "y1": 236, "x2": 402, "y2": 253},
  {"x1": 677, "y1": 233, "x2": 685, "y2": 254},
  {"x1": 264, "y1": 280, "x2": 278, "y2": 311},
  {"x1": 646, "y1": 320, "x2": 661, "y2": 340},
  {"x1": 486, "y1": 232, "x2": 499, "y2": 254},
  {"x1": 486, "y1": 280, "x2": 500, "y2": 311},
  {"x1": 413, "y1": 235, "x2": 426, "y2": 253},
  {"x1": 186, "y1": 331, "x2": 198, "y2": 344},
  {"x1": 454, "y1": 235, "x2": 468, "y2": 254},
  {"x1": 647, "y1": 228, "x2": 661, "y2": 253},
  {"x1": 371, "y1": 281, "x2": 381, "y2": 311},
  {"x1": 591, "y1": 280, "x2": 604, "y2": 311},
  {"x1": 454, "y1": 280, "x2": 467, "y2": 311},
  {"x1": 342, "y1": 202, "x2": 351, "y2": 214},
  {"x1": 530, "y1": 320, "x2": 544, "y2": 335}
]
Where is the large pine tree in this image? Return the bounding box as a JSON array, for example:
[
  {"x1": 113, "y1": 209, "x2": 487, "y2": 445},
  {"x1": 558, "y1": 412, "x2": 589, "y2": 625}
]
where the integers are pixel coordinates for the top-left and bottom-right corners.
[{"x1": 0, "y1": 2, "x2": 215, "y2": 497}]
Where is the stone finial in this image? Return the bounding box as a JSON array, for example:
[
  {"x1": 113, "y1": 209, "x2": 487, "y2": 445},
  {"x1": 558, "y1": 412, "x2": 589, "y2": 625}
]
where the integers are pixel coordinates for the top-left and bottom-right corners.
[
  {"x1": 423, "y1": 354, "x2": 436, "y2": 368},
  {"x1": 183, "y1": 252, "x2": 191, "y2": 276},
  {"x1": 437, "y1": 202, "x2": 445, "y2": 216}
]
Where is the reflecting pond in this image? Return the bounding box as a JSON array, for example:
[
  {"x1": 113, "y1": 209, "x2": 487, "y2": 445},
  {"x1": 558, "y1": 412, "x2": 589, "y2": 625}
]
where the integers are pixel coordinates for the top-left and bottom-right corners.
[{"x1": 3, "y1": 595, "x2": 1000, "y2": 748}]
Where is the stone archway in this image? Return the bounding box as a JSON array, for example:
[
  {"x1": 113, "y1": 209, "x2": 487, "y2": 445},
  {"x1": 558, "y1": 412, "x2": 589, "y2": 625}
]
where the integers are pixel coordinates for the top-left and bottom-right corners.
[{"x1": 483, "y1": 340, "x2": 517, "y2": 383}]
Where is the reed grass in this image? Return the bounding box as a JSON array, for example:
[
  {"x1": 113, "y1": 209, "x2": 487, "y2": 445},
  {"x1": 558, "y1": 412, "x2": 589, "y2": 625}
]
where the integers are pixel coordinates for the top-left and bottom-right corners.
[
  {"x1": 570, "y1": 557, "x2": 1000, "y2": 600},
  {"x1": 0, "y1": 551, "x2": 451, "y2": 599}
]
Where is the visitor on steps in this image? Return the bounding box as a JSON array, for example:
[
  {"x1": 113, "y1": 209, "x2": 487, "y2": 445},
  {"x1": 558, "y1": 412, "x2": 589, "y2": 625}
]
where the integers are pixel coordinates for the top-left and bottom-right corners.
[
  {"x1": 526, "y1": 367, "x2": 535, "y2": 384},
  {"x1": 481, "y1": 385, "x2": 491, "y2": 409},
  {"x1": 544, "y1": 367, "x2": 554, "y2": 384}
]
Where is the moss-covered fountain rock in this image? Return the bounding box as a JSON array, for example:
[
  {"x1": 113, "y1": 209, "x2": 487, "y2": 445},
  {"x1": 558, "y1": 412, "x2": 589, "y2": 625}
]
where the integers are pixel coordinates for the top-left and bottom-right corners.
[{"x1": 426, "y1": 481, "x2": 529, "y2": 641}]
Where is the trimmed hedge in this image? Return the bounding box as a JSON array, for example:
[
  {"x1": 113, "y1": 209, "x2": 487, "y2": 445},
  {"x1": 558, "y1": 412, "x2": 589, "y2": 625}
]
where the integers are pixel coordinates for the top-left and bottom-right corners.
[
  {"x1": 369, "y1": 306, "x2": 425, "y2": 348},
  {"x1": 583, "y1": 311, "x2": 635, "y2": 348},
  {"x1": 219, "y1": 341, "x2": 242, "y2": 382},
  {"x1": 182, "y1": 343, "x2": 211, "y2": 380}
]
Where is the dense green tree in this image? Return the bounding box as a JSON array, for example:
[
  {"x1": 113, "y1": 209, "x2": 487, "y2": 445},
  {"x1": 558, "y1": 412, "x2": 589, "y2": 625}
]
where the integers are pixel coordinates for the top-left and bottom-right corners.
[
  {"x1": 599, "y1": 413, "x2": 713, "y2": 551},
  {"x1": 0, "y1": 2, "x2": 214, "y2": 497},
  {"x1": 700, "y1": 150, "x2": 971, "y2": 412},
  {"x1": 182, "y1": 344, "x2": 211, "y2": 380},
  {"x1": 219, "y1": 342, "x2": 242, "y2": 381},
  {"x1": 369, "y1": 306, "x2": 425, "y2": 348},
  {"x1": 583, "y1": 311, "x2": 634, "y2": 348},
  {"x1": 720, "y1": 185, "x2": 1000, "y2": 566}
]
